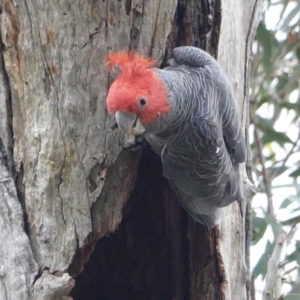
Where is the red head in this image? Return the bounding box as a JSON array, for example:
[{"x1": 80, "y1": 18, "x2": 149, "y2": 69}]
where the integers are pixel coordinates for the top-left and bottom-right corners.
[{"x1": 106, "y1": 52, "x2": 169, "y2": 127}]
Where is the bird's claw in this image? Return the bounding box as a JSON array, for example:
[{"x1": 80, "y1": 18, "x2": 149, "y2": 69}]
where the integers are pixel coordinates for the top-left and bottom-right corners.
[{"x1": 124, "y1": 134, "x2": 147, "y2": 152}]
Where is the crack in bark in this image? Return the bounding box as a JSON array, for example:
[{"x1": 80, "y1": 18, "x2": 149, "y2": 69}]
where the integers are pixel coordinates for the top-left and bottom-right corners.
[
  {"x1": 66, "y1": 0, "x2": 77, "y2": 48},
  {"x1": 43, "y1": 67, "x2": 52, "y2": 99},
  {"x1": 214, "y1": 226, "x2": 228, "y2": 300},
  {"x1": 23, "y1": 0, "x2": 36, "y2": 56},
  {"x1": 0, "y1": 37, "x2": 14, "y2": 176},
  {"x1": 0, "y1": 139, "x2": 8, "y2": 168},
  {"x1": 0, "y1": 277, "x2": 8, "y2": 300},
  {"x1": 128, "y1": 0, "x2": 143, "y2": 51},
  {"x1": 69, "y1": 129, "x2": 88, "y2": 181},
  {"x1": 104, "y1": 0, "x2": 110, "y2": 41},
  {"x1": 125, "y1": 0, "x2": 132, "y2": 15},
  {"x1": 207, "y1": 0, "x2": 221, "y2": 58},
  {"x1": 85, "y1": 19, "x2": 93, "y2": 87},
  {"x1": 32, "y1": 134, "x2": 41, "y2": 183},
  {"x1": 28, "y1": 0, "x2": 68, "y2": 226},
  {"x1": 0, "y1": 25, "x2": 31, "y2": 243},
  {"x1": 58, "y1": 163, "x2": 67, "y2": 226},
  {"x1": 68, "y1": 128, "x2": 92, "y2": 220},
  {"x1": 58, "y1": 48, "x2": 63, "y2": 95},
  {"x1": 149, "y1": 0, "x2": 161, "y2": 57}
]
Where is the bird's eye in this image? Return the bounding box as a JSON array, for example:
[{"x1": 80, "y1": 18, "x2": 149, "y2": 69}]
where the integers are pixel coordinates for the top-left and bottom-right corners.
[{"x1": 139, "y1": 97, "x2": 147, "y2": 106}]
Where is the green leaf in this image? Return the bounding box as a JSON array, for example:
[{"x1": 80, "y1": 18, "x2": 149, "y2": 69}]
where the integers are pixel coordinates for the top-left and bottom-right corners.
[
  {"x1": 252, "y1": 216, "x2": 268, "y2": 245},
  {"x1": 255, "y1": 116, "x2": 293, "y2": 146},
  {"x1": 275, "y1": 74, "x2": 290, "y2": 92},
  {"x1": 256, "y1": 115, "x2": 272, "y2": 128},
  {"x1": 289, "y1": 168, "x2": 300, "y2": 178},
  {"x1": 261, "y1": 129, "x2": 293, "y2": 146},
  {"x1": 280, "y1": 102, "x2": 300, "y2": 115},
  {"x1": 252, "y1": 241, "x2": 274, "y2": 279},
  {"x1": 280, "y1": 198, "x2": 295, "y2": 209},
  {"x1": 279, "y1": 195, "x2": 300, "y2": 209},
  {"x1": 256, "y1": 22, "x2": 278, "y2": 74},
  {"x1": 286, "y1": 244, "x2": 300, "y2": 262},
  {"x1": 257, "y1": 95, "x2": 274, "y2": 109},
  {"x1": 285, "y1": 194, "x2": 300, "y2": 203}
]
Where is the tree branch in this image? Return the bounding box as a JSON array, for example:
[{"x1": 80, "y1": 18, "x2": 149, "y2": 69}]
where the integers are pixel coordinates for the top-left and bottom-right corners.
[
  {"x1": 262, "y1": 230, "x2": 286, "y2": 300},
  {"x1": 254, "y1": 126, "x2": 275, "y2": 218}
]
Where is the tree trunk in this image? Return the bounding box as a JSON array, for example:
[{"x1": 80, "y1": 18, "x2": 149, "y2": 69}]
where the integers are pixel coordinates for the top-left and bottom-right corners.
[{"x1": 0, "y1": 0, "x2": 260, "y2": 299}]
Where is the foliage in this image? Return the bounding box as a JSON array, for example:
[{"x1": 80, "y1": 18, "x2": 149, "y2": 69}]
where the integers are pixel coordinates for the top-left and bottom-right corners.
[{"x1": 250, "y1": 0, "x2": 300, "y2": 297}]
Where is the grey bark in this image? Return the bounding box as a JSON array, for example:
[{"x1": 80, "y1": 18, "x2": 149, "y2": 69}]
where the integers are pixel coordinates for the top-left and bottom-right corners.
[{"x1": 0, "y1": 0, "x2": 261, "y2": 299}]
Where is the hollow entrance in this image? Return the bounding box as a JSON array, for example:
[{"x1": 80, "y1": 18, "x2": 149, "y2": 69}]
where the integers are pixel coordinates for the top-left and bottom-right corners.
[{"x1": 70, "y1": 146, "x2": 190, "y2": 300}]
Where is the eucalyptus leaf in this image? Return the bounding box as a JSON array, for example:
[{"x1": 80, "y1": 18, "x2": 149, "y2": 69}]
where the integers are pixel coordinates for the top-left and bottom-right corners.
[
  {"x1": 280, "y1": 102, "x2": 300, "y2": 114},
  {"x1": 261, "y1": 129, "x2": 293, "y2": 146},
  {"x1": 256, "y1": 22, "x2": 278, "y2": 74},
  {"x1": 289, "y1": 168, "x2": 300, "y2": 178},
  {"x1": 252, "y1": 216, "x2": 268, "y2": 245},
  {"x1": 252, "y1": 241, "x2": 274, "y2": 279},
  {"x1": 279, "y1": 196, "x2": 297, "y2": 209},
  {"x1": 286, "y1": 242, "x2": 300, "y2": 262}
]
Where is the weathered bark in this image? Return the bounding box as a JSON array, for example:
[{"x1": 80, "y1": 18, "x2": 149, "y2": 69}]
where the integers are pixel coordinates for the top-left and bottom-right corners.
[{"x1": 0, "y1": 0, "x2": 260, "y2": 299}]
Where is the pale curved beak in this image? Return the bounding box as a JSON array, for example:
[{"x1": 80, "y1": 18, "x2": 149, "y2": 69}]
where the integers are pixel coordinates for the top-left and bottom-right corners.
[{"x1": 115, "y1": 111, "x2": 146, "y2": 135}]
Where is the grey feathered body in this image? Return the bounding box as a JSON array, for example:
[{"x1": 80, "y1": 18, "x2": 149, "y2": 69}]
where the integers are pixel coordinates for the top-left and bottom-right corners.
[{"x1": 144, "y1": 46, "x2": 246, "y2": 229}]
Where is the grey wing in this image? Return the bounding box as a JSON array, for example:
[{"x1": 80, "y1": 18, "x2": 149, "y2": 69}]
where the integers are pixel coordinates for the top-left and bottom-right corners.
[
  {"x1": 172, "y1": 46, "x2": 246, "y2": 164},
  {"x1": 218, "y1": 80, "x2": 246, "y2": 163},
  {"x1": 161, "y1": 118, "x2": 234, "y2": 206},
  {"x1": 161, "y1": 118, "x2": 237, "y2": 228}
]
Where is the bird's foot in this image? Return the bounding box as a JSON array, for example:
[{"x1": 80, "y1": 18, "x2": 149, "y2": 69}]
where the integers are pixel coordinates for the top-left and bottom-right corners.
[{"x1": 124, "y1": 134, "x2": 147, "y2": 152}]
